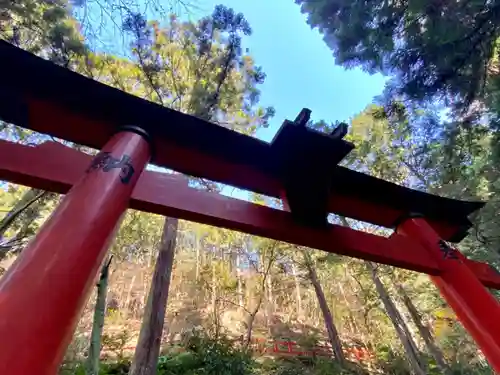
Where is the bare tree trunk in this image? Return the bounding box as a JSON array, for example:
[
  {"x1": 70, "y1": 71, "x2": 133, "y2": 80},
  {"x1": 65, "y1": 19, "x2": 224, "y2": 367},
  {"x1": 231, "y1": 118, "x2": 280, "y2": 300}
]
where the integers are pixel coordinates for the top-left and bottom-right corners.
[
  {"x1": 243, "y1": 248, "x2": 276, "y2": 348},
  {"x1": 266, "y1": 268, "x2": 274, "y2": 317},
  {"x1": 337, "y1": 280, "x2": 360, "y2": 339},
  {"x1": 395, "y1": 281, "x2": 452, "y2": 375},
  {"x1": 394, "y1": 297, "x2": 420, "y2": 351},
  {"x1": 86, "y1": 256, "x2": 113, "y2": 375},
  {"x1": 244, "y1": 310, "x2": 257, "y2": 348},
  {"x1": 211, "y1": 257, "x2": 217, "y2": 312},
  {"x1": 368, "y1": 262, "x2": 426, "y2": 375},
  {"x1": 243, "y1": 291, "x2": 264, "y2": 347},
  {"x1": 302, "y1": 249, "x2": 345, "y2": 364},
  {"x1": 291, "y1": 262, "x2": 302, "y2": 317},
  {"x1": 129, "y1": 217, "x2": 178, "y2": 375},
  {"x1": 211, "y1": 253, "x2": 221, "y2": 337},
  {"x1": 244, "y1": 286, "x2": 267, "y2": 349},
  {"x1": 236, "y1": 252, "x2": 243, "y2": 308},
  {"x1": 123, "y1": 275, "x2": 136, "y2": 318},
  {"x1": 195, "y1": 238, "x2": 200, "y2": 281}
]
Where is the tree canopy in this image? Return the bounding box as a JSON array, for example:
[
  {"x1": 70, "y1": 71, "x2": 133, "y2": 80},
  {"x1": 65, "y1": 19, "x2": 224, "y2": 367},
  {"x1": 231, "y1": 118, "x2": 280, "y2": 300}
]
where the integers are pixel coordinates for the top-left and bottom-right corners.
[{"x1": 296, "y1": 0, "x2": 500, "y2": 114}]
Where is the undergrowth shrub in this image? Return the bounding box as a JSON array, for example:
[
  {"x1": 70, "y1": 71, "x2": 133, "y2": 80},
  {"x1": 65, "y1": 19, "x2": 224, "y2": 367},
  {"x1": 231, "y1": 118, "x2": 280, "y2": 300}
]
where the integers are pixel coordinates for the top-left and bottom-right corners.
[
  {"x1": 258, "y1": 355, "x2": 367, "y2": 375},
  {"x1": 60, "y1": 332, "x2": 495, "y2": 375},
  {"x1": 157, "y1": 332, "x2": 255, "y2": 375}
]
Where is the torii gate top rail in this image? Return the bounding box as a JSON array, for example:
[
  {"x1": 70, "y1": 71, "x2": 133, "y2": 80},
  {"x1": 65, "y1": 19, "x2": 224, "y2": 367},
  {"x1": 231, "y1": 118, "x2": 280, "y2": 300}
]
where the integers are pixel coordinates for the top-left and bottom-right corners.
[{"x1": 0, "y1": 41, "x2": 482, "y2": 242}]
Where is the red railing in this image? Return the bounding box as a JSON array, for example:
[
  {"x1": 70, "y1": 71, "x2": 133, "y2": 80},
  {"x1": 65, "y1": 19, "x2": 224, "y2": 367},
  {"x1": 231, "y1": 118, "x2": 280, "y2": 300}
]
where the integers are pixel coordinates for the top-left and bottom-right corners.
[
  {"x1": 119, "y1": 338, "x2": 374, "y2": 362},
  {"x1": 248, "y1": 338, "x2": 374, "y2": 362}
]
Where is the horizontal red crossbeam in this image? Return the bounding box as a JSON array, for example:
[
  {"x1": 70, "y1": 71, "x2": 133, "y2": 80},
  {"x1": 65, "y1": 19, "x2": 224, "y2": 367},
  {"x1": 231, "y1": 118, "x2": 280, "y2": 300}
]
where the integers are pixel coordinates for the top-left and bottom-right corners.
[
  {"x1": 23, "y1": 99, "x2": 471, "y2": 242},
  {"x1": 0, "y1": 43, "x2": 481, "y2": 242},
  {"x1": 1, "y1": 140, "x2": 499, "y2": 288}
]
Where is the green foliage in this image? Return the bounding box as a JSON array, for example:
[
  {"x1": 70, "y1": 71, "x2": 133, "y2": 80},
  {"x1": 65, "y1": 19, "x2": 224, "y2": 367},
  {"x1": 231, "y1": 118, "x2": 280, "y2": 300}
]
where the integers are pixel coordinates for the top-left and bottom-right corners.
[
  {"x1": 371, "y1": 345, "x2": 415, "y2": 375},
  {"x1": 59, "y1": 362, "x2": 87, "y2": 375},
  {"x1": 101, "y1": 331, "x2": 133, "y2": 362},
  {"x1": 296, "y1": 0, "x2": 500, "y2": 110},
  {"x1": 61, "y1": 334, "x2": 378, "y2": 375},
  {"x1": 0, "y1": 186, "x2": 57, "y2": 258},
  {"x1": 1, "y1": 0, "x2": 87, "y2": 64},
  {"x1": 119, "y1": 6, "x2": 274, "y2": 132},
  {"x1": 99, "y1": 361, "x2": 131, "y2": 375},
  {"x1": 259, "y1": 356, "x2": 366, "y2": 375},
  {"x1": 157, "y1": 333, "x2": 255, "y2": 375}
]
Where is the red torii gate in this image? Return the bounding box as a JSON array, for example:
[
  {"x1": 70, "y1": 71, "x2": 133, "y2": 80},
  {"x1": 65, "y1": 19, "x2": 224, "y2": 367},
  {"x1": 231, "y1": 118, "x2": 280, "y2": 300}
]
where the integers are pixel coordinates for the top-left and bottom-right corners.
[{"x1": 0, "y1": 40, "x2": 500, "y2": 374}]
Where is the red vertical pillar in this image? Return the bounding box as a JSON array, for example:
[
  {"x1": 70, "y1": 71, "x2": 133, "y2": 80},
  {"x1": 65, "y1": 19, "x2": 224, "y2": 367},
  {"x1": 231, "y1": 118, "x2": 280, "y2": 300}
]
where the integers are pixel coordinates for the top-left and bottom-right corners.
[
  {"x1": 397, "y1": 217, "x2": 500, "y2": 372},
  {"x1": 0, "y1": 128, "x2": 151, "y2": 375}
]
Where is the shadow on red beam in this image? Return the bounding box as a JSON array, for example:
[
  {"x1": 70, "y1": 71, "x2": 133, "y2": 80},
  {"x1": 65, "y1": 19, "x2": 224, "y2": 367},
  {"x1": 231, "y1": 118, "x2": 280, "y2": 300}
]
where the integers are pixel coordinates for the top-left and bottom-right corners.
[
  {"x1": 328, "y1": 195, "x2": 460, "y2": 244},
  {"x1": 1, "y1": 140, "x2": 499, "y2": 287},
  {"x1": 27, "y1": 99, "x2": 468, "y2": 242},
  {"x1": 28, "y1": 99, "x2": 282, "y2": 197}
]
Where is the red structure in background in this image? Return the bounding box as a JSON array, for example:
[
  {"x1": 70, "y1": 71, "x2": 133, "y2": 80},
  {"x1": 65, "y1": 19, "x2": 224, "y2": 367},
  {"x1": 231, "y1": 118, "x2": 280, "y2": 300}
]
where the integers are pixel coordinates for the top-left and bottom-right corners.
[
  {"x1": 1, "y1": 40, "x2": 500, "y2": 373},
  {"x1": 251, "y1": 338, "x2": 375, "y2": 362},
  {"x1": 122, "y1": 338, "x2": 374, "y2": 363}
]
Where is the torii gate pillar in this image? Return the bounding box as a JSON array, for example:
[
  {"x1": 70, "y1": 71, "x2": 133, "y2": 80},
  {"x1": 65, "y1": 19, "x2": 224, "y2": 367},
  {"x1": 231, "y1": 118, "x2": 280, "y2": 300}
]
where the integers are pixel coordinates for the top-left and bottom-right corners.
[
  {"x1": 0, "y1": 128, "x2": 151, "y2": 375},
  {"x1": 397, "y1": 217, "x2": 500, "y2": 372}
]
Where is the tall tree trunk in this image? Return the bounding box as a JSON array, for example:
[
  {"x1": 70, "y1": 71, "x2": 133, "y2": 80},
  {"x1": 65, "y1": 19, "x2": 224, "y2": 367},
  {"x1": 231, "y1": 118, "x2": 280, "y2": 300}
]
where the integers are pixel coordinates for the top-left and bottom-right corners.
[
  {"x1": 123, "y1": 275, "x2": 136, "y2": 318},
  {"x1": 211, "y1": 256, "x2": 217, "y2": 312},
  {"x1": 338, "y1": 280, "x2": 360, "y2": 338},
  {"x1": 368, "y1": 262, "x2": 426, "y2": 375},
  {"x1": 302, "y1": 249, "x2": 345, "y2": 364},
  {"x1": 266, "y1": 269, "x2": 274, "y2": 314},
  {"x1": 291, "y1": 261, "x2": 302, "y2": 317},
  {"x1": 236, "y1": 252, "x2": 243, "y2": 308},
  {"x1": 393, "y1": 295, "x2": 421, "y2": 349},
  {"x1": 195, "y1": 238, "x2": 200, "y2": 281},
  {"x1": 243, "y1": 285, "x2": 264, "y2": 347},
  {"x1": 395, "y1": 281, "x2": 452, "y2": 375},
  {"x1": 243, "y1": 248, "x2": 275, "y2": 348},
  {"x1": 244, "y1": 311, "x2": 257, "y2": 348},
  {"x1": 211, "y1": 253, "x2": 220, "y2": 337},
  {"x1": 129, "y1": 217, "x2": 178, "y2": 375},
  {"x1": 86, "y1": 256, "x2": 113, "y2": 375},
  {"x1": 243, "y1": 283, "x2": 267, "y2": 348}
]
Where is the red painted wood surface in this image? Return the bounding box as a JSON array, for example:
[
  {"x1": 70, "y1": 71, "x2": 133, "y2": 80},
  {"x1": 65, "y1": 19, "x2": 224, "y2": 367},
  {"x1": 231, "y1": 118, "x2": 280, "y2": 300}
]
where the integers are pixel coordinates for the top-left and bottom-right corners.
[
  {"x1": 398, "y1": 218, "x2": 500, "y2": 373},
  {"x1": 1, "y1": 140, "x2": 500, "y2": 288},
  {"x1": 0, "y1": 133, "x2": 151, "y2": 375},
  {"x1": 0, "y1": 41, "x2": 477, "y2": 239},
  {"x1": 23, "y1": 98, "x2": 469, "y2": 242}
]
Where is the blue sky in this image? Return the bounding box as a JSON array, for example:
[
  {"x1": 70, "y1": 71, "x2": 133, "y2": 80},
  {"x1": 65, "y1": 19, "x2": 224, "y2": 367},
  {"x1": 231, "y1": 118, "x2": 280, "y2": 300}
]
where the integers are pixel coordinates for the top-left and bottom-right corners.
[
  {"x1": 0, "y1": 1, "x2": 388, "y2": 205},
  {"x1": 74, "y1": 0, "x2": 387, "y2": 199},
  {"x1": 78, "y1": 0, "x2": 386, "y2": 142},
  {"x1": 188, "y1": 0, "x2": 386, "y2": 142},
  {"x1": 186, "y1": 0, "x2": 387, "y2": 199}
]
